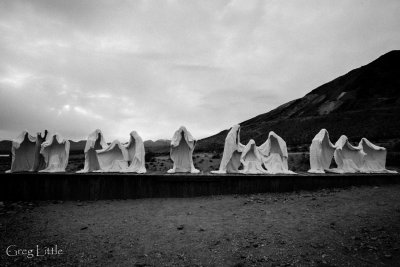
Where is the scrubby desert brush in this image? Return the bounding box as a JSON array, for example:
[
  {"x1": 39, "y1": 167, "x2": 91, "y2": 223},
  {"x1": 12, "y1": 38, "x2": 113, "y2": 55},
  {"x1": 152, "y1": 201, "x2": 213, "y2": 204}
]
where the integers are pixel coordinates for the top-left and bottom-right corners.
[{"x1": 211, "y1": 153, "x2": 221, "y2": 159}]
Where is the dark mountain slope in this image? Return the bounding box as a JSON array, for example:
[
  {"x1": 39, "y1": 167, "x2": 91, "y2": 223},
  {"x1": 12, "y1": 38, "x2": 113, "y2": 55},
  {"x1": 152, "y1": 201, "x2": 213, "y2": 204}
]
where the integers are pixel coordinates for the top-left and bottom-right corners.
[
  {"x1": 144, "y1": 139, "x2": 170, "y2": 153},
  {"x1": 197, "y1": 50, "x2": 400, "y2": 152}
]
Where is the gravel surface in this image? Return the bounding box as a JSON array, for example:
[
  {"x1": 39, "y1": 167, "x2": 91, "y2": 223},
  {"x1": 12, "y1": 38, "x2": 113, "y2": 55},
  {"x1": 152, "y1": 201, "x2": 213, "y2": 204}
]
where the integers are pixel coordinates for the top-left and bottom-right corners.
[{"x1": 1, "y1": 185, "x2": 400, "y2": 266}]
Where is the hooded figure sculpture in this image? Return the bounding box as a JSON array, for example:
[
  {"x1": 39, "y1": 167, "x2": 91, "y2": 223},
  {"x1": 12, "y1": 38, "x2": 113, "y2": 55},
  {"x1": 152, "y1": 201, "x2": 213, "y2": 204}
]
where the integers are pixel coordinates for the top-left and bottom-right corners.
[
  {"x1": 6, "y1": 130, "x2": 37, "y2": 173},
  {"x1": 167, "y1": 126, "x2": 200, "y2": 174},
  {"x1": 32, "y1": 130, "x2": 48, "y2": 172},
  {"x1": 356, "y1": 138, "x2": 397, "y2": 173},
  {"x1": 39, "y1": 133, "x2": 70, "y2": 173},
  {"x1": 308, "y1": 129, "x2": 336, "y2": 173},
  {"x1": 258, "y1": 131, "x2": 295, "y2": 174},
  {"x1": 77, "y1": 129, "x2": 107, "y2": 173},
  {"x1": 211, "y1": 124, "x2": 244, "y2": 174},
  {"x1": 240, "y1": 139, "x2": 267, "y2": 174},
  {"x1": 121, "y1": 131, "x2": 146, "y2": 173},
  {"x1": 96, "y1": 140, "x2": 129, "y2": 172},
  {"x1": 332, "y1": 135, "x2": 365, "y2": 173}
]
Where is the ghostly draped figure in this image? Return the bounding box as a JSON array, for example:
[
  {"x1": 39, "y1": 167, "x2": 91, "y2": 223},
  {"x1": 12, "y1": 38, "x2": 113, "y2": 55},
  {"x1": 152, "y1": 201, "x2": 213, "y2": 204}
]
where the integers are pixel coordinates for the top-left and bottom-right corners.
[
  {"x1": 239, "y1": 139, "x2": 267, "y2": 174},
  {"x1": 357, "y1": 138, "x2": 397, "y2": 173},
  {"x1": 96, "y1": 140, "x2": 129, "y2": 172},
  {"x1": 332, "y1": 135, "x2": 365, "y2": 173},
  {"x1": 77, "y1": 129, "x2": 107, "y2": 173},
  {"x1": 6, "y1": 130, "x2": 37, "y2": 173},
  {"x1": 258, "y1": 131, "x2": 295, "y2": 174},
  {"x1": 211, "y1": 124, "x2": 244, "y2": 174},
  {"x1": 308, "y1": 129, "x2": 336, "y2": 173},
  {"x1": 167, "y1": 126, "x2": 200, "y2": 174},
  {"x1": 32, "y1": 130, "x2": 48, "y2": 172},
  {"x1": 39, "y1": 133, "x2": 70, "y2": 173},
  {"x1": 122, "y1": 131, "x2": 146, "y2": 173}
]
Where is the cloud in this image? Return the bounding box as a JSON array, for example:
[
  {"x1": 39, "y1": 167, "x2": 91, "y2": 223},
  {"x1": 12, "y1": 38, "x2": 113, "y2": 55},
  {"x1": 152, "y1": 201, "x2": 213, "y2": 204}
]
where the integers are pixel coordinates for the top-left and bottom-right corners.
[{"x1": 0, "y1": 0, "x2": 399, "y2": 141}]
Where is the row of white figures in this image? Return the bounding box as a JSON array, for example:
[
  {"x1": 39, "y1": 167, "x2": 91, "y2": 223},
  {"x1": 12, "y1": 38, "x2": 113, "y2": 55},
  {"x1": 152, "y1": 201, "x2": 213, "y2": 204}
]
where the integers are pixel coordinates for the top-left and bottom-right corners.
[
  {"x1": 308, "y1": 129, "x2": 397, "y2": 174},
  {"x1": 211, "y1": 125, "x2": 295, "y2": 174},
  {"x1": 6, "y1": 129, "x2": 147, "y2": 173},
  {"x1": 81, "y1": 126, "x2": 198, "y2": 174},
  {"x1": 5, "y1": 126, "x2": 396, "y2": 174},
  {"x1": 6, "y1": 130, "x2": 48, "y2": 173},
  {"x1": 5, "y1": 126, "x2": 198, "y2": 174},
  {"x1": 77, "y1": 129, "x2": 147, "y2": 173},
  {"x1": 6, "y1": 130, "x2": 70, "y2": 173}
]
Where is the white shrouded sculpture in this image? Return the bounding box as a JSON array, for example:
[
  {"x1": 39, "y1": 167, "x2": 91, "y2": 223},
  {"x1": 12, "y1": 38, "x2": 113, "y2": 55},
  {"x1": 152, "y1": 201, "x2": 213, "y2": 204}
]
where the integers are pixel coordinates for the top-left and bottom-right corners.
[
  {"x1": 39, "y1": 133, "x2": 70, "y2": 173},
  {"x1": 258, "y1": 131, "x2": 295, "y2": 174},
  {"x1": 240, "y1": 139, "x2": 267, "y2": 174},
  {"x1": 333, "y1": 135, "x2": 365, "y2": 173},
  {"x1": 357, "y1": 138, "x2": 397, "y2": 173},
  {"x1": 308, "y1": 129, "x2": 336, "y2": 173},
  {"x1": 167, "y1": 126, "x2": 200, "y2": 174},
  {"x1": 7, "y1": 131, "x2": 37, "y2": 173},
  {"x1": 211, "y1": 124, "x2": 244, "y2": 174},
  {"x1": 32, "y1": 130, "x2": 48, "y2": 172},
  {"x1": 121, "y1": 131, "x2": 146, "y2": 173},
  {"x1": 96, "y1": 140, "x2": 129, "y2": 172},
  {"x1": 77, "y1": 129, "x2": 107, "y2": 173}
]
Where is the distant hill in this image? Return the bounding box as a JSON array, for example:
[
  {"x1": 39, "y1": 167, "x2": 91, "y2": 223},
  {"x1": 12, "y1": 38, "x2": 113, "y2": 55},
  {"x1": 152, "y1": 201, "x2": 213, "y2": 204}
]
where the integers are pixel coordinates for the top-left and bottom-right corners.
[
  {"x1": 2, "y1": 51, "x2": 399, "y2": 155},
  {"x1": 144, "y1": 139, "x2": 171, "y2": 154},
  {"x1": 69, "y1": 140, "x2": 86, "y2": 153},
  {"x1": 197, "y1": 50, "x2": 400, "y2": 152}
]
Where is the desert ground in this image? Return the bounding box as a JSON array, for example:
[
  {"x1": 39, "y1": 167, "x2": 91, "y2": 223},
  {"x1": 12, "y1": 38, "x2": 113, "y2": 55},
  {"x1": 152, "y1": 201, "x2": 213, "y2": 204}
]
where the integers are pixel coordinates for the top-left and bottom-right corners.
[
  {"x1": 1, "y1": 184, "x2": 400, "y2": 266},
  {"x1": 0, "y1": 152, "x2": 361, "y2": 174},
  {"x1": 1, "y1": 151, "x2": 399, "y2": 174}
]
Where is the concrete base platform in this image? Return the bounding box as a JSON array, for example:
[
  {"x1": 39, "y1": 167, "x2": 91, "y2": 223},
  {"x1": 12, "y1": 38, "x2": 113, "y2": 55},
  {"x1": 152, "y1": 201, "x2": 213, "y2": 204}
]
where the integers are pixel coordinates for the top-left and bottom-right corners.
[{"x1": 0, "y1": 172, "x2": 399, "y2": 200}]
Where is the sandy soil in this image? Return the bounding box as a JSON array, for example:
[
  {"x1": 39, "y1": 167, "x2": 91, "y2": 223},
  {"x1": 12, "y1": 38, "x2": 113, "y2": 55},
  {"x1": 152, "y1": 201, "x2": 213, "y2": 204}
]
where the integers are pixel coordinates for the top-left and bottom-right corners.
[
  {"x1": 0, "y1": 152, "x2": 313, "y2": 174},
  {"x1": 149, "y1": 152, "x2": 310, "y2": 173},
  {"x1": 2, "y1": 151, "x2": 398, "y2": 174},
  {"x1": 1, "y1": 185, "x2": 400, "y2": 266}
]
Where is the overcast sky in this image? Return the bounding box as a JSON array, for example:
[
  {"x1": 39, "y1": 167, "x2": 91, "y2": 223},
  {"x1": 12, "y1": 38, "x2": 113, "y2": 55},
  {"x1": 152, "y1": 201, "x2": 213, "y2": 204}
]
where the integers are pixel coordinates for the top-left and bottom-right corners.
[{"x1": 0, "y1": 0, "x2": 399, "y2": 142}]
